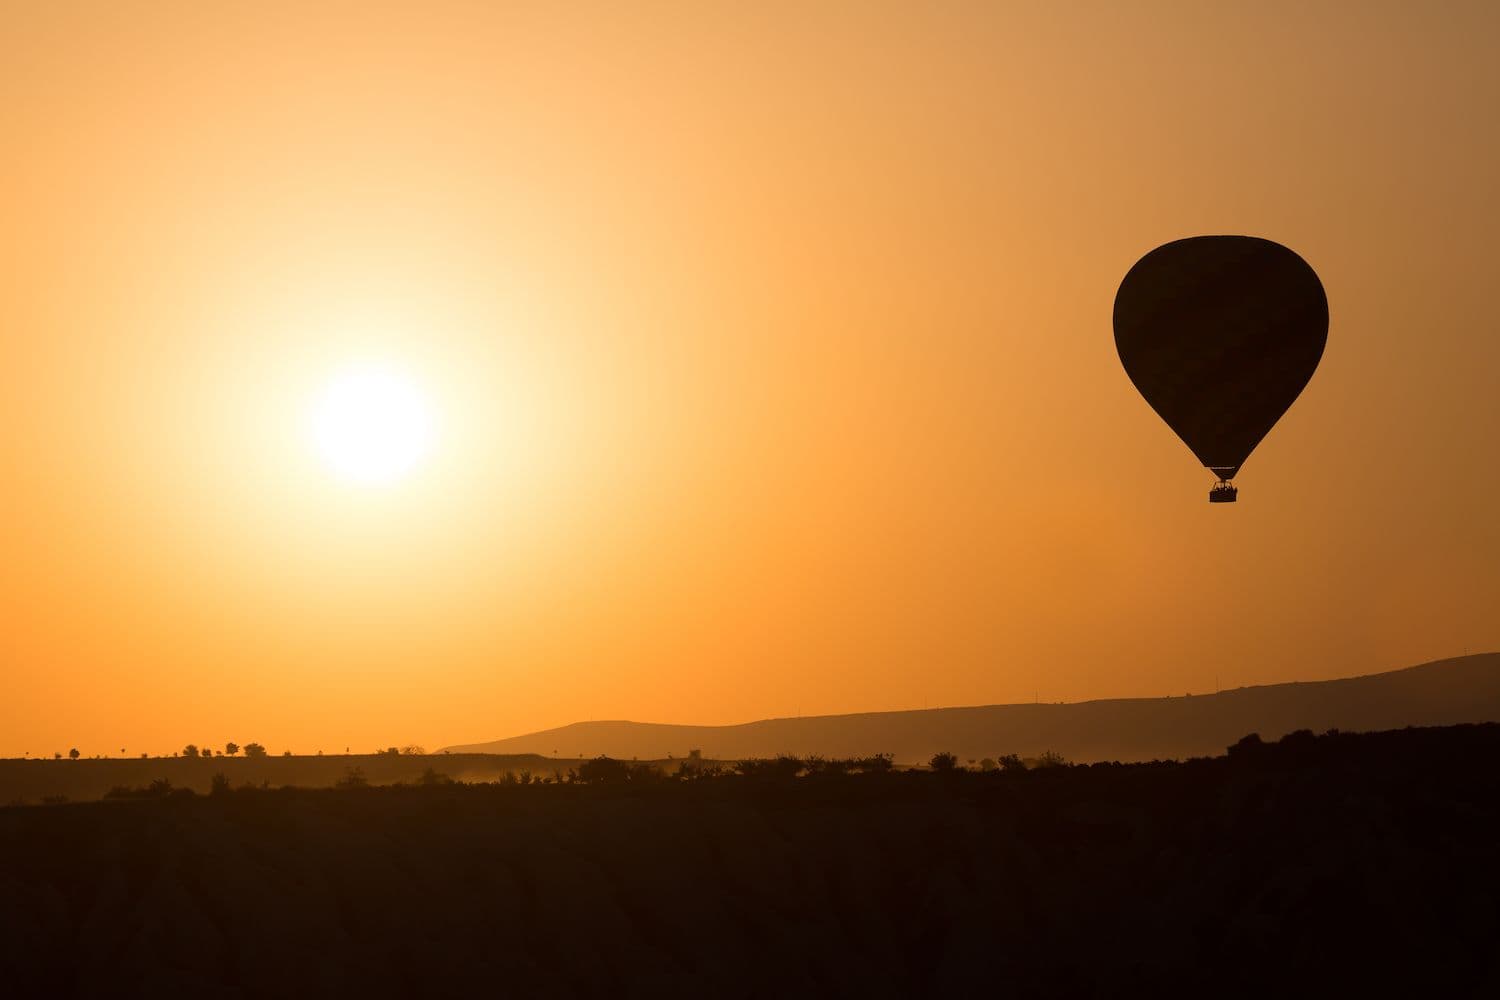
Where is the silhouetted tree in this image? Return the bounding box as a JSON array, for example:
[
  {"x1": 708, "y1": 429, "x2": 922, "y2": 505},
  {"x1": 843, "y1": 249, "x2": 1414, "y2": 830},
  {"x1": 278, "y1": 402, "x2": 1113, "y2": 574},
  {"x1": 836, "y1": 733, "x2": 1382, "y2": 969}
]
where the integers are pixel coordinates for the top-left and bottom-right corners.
[
  {"x1": 68, "y1": 748, "x2": 80, "y2": 760},
  {"x1": 929, "y1": 752, "x2": 958, "y2": 772},
  {"x1": 52, "y1": 752, "x2": 61, "y2": 760},
  {"x1": 100, "y1": 777, "x2": 175, "y2": 799},
  {"x1": 401, "y1": 745, "x2": 425, "y2": 755},
  {"x1": 807, "y1": 756, "x2": 855, "y2": 777},
  {"x1": 1036, "y1": 750, "x2": 1069, "y2": 768},
  {"x1": 998, "y1": 753, "x2": 1026, "y2": 773},
  {"x1": 244, "y1": 742, "x2": 267, "y2": 758},
  {"x1": 735, "y1": 756, "x2": 804, "y2": 779},
  {"x1": 1227, "y1": 732, "x2": 1264, "y2": 758},
  {"x1": 211, "y1": 773, "x2": 232, "y2": 796},
  {"x1": 335, "y1": 767, "x2": 368, "y2": 789},
  {"x1": 183, "y1": 744, "x2": 199, "y2": 758},
  {"x1": 576, "y1": 757, "x2": 647, "y2": 784},
  {"x1": 979, "y1": 757, "x2": 998, "y2": 772},
  {"x1": 858, "y1": 753, "x2": 894, "y2": 773},
  {"x1": 224, "y1": 742, "x2": 240, "y2": 757}
]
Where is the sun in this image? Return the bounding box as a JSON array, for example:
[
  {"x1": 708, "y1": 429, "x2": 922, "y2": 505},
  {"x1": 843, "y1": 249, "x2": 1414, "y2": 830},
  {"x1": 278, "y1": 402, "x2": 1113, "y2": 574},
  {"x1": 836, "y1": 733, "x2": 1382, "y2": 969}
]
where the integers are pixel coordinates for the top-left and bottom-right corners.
[{"x1": 311, "y1": 365, "x2": 436, "y2": 486}]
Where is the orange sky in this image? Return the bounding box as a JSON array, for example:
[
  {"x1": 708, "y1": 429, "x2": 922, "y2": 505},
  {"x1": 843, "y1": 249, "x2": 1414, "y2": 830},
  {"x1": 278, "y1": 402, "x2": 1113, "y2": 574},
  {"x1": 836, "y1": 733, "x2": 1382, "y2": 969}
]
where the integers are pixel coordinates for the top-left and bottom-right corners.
[{"x1": 3, "y1": 2, "x2": 1497, "y2": 757}]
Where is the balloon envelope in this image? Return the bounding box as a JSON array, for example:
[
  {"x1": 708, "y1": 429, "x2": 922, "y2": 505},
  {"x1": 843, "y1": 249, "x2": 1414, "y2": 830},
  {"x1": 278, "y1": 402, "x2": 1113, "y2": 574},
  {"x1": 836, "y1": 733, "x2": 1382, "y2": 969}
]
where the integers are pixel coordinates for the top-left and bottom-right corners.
[{"x1": 1113, "y1": 236, "x2": 1327, "y2": 482}]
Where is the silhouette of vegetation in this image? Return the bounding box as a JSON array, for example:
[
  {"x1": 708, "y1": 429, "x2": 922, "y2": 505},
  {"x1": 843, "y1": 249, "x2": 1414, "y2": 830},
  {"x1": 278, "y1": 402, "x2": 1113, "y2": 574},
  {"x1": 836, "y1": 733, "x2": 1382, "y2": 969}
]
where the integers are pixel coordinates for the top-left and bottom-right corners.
[
  {"x1": 224, "y1": 742, "x2": 239, "y2": 757},
  {"x1": 335, "y1": 767, "x2": 368, "y2": 789},
  {"x1": 4, "y1": 723, "x2": 1499, "y2": 996},
  {"x1": 1227, "y1": 732, "x2": 1263, "y2": 757},
  {"x1": 210, "y1": 773, "x2": 232, "y2": 796},
  {"x1": 928, "y1": 751, "x2": 958, "y2": 771},
  {"x1": 243, "y1": 742, "x2": 267, "y2": 758},
  {"x1": 68, "y1": 748, "x2": 79, "y2": 760},
  {"x1": 734, "y1": 755, "x2": 805, "y2": 780},
  {"x1": 103, "y1": 778, "x2": 178, "y2": 800},
  {"x1": 571, "y1": 756, "x2": 664, "y2": 785},
  {"x1": 182, "y1": 744, "x2": 199, "y2": 758}
]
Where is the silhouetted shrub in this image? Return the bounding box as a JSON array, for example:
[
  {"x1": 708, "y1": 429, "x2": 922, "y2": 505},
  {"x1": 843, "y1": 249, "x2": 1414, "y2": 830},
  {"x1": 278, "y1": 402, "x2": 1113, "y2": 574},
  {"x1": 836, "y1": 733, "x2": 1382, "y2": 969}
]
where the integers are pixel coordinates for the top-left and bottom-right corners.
[
  {"x1": 576, "y1": 757, "x2": 633, "y2": 785},
  {"x1": 68, "y1": 748, "x2": 80, "y2": 760},
  {"x1": 336, "y1": 767, "x2": 369, "y2": 789},
  {"x1": 979, "y1": 758, "x2": 998, "y2": 772},
  {"x1": 1276, "y1": 728, "x2": 1320, "y2": 765},
  {"x1": 104, "y1": 779, "x2": 176, "y2": 800},
  {"x1": 806, "y1": 756, "x2": 857, "y2": 777},
  {"x1": 735, "y1": 756, "x2": 805, "y2": 780},
  {"x1": 998, "y1": 754, "x2": 1026, "y2": 772},
  {"x1": 244, "y1": 743, "x2": 267, "y2": 758},
  {"x1": 1035, "y1": 751, "x2": 1069, "y2": 769},
  {"x1": 211, "y1": 773, "x2": 232, "y2": 796},
  {"x1": 1228, "y1": 733, "x2": 1264, "y2": 757},
  {"x1": 857, "y1": 753, "x2": 894, "y2": 774},
  {"x1": 418, "y1": 768, "x2": 453, "y2": 787},
  {"x1": 929, "y1": 752, "x2": 959, "y2": 772}
]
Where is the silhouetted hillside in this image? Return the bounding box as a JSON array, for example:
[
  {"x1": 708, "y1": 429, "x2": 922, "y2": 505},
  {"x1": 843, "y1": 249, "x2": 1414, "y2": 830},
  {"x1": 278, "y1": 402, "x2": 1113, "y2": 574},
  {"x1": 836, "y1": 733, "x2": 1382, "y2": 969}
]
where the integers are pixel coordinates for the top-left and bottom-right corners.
[
  {"x1": 440, "y1": 653, "x2": 1500, "y2": 762},
  {"x1": 3, "y1": 724, "x2": 1498, "y2": 996}
]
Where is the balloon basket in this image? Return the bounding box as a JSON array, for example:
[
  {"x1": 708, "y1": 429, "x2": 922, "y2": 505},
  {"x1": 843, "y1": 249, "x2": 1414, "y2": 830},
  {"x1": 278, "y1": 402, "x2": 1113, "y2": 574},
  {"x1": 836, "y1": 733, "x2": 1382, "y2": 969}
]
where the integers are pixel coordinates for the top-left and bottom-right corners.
[{"x1": 1209, "y1": 482, "x2": 1238, "y2": 504}]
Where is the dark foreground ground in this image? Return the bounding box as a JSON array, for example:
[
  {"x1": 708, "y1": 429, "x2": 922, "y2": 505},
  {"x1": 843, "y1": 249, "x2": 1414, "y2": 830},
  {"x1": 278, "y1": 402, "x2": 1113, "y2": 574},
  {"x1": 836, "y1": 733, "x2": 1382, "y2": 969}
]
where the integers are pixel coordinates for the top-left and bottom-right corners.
[{"x1": 3, "y1": 725, "x2": 1498, "y2": 998}]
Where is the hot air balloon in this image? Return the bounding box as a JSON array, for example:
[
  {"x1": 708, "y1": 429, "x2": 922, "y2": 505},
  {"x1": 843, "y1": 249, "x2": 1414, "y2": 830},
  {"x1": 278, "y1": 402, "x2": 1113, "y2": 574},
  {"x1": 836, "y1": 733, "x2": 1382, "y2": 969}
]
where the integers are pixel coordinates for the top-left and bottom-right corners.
[{"x1": 1113, "y1": 236, "x2": 1327, "y2": 503}]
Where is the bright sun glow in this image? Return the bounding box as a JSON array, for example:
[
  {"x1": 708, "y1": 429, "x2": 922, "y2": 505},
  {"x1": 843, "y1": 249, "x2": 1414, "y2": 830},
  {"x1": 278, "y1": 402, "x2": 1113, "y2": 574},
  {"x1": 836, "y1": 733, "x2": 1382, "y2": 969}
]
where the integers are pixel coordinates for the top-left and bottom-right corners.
[{"x1": 311, "y1": 365, "x2": 435, "y2": 486}]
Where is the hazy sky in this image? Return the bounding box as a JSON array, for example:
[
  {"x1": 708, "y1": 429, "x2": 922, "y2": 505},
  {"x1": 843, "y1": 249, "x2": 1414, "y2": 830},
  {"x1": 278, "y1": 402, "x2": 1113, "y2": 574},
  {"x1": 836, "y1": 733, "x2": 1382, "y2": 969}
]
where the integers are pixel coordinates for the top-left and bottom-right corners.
[{"x1": 3, "y1": 1, "x2": 1497, "y2": 756}]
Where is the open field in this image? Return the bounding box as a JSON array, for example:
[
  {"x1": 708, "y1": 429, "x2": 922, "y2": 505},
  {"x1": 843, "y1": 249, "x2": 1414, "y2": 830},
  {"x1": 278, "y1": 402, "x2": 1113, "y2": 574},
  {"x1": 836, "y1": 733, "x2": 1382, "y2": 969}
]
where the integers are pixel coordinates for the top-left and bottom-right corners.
[{"x1": 3, "y1": 724, "x2": 1498, "y2": 996}]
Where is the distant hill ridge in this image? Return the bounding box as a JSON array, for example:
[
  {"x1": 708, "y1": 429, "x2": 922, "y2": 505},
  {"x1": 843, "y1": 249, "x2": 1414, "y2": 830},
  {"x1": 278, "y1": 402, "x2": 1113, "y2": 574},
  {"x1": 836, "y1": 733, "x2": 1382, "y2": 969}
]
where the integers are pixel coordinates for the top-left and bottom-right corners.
[{"x1": 440, "y1": 653, "x2": 1500, "y2": 763}]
